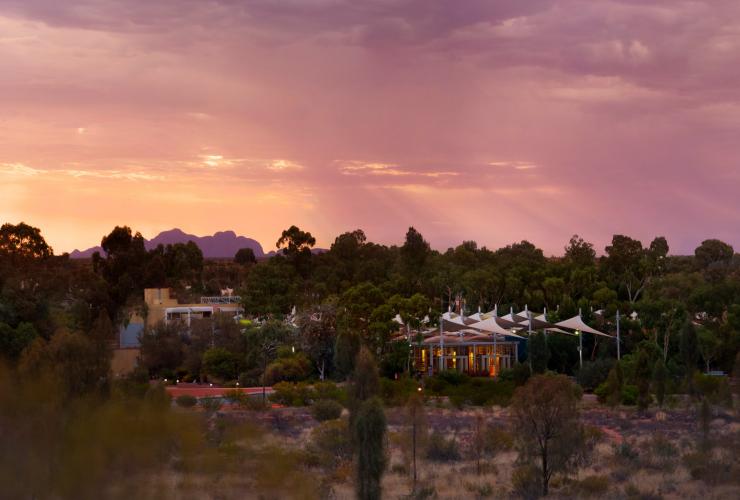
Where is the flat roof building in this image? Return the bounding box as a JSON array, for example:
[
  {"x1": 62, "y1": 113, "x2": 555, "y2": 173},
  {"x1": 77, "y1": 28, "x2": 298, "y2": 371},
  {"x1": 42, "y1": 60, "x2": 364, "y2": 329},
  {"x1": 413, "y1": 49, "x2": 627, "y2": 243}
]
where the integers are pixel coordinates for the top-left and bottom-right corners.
[{"x1": 144, "y1": 288, "x2": 243, "y2": 327}]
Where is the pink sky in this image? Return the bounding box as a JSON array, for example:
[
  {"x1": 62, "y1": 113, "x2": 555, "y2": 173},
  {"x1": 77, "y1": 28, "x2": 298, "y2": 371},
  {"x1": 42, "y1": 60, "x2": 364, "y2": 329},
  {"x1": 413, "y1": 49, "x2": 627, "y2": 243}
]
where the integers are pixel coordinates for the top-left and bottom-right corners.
[{"x1": 1, "y1": 0, "x2": 739, "y2": 255}]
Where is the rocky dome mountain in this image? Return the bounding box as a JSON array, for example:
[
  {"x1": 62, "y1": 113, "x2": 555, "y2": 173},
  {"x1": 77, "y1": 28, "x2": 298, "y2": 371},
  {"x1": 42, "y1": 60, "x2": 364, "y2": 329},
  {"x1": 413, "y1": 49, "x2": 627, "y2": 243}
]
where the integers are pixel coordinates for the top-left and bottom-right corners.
[{"x1": 69, "y1": 228, "x2": 265, "y2": 259}]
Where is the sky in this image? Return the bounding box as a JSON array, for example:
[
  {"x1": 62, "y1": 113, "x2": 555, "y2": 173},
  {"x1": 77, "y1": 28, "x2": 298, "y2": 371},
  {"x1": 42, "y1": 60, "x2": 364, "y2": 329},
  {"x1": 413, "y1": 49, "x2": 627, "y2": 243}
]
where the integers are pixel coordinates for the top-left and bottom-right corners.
[{"x1": 1, "y1": 0, "x2": 740, "y2": 256}]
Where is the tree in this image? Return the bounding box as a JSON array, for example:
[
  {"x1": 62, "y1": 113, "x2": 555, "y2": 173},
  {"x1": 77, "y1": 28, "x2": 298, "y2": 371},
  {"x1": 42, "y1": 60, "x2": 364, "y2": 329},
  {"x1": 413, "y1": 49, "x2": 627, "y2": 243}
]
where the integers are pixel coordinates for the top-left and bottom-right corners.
[
  {"x1": 400, "y1": 227, "x2": 430, "y2": 276},
  {"x1": 697, "y1": 327, "x2": 721, "y2": 373},
  {"x1": 0, "y1": 222, "x2": 53, "y2": 261},
  {"x1": 19, "y1": 329, "x2": 108, "y2": 398},
  {"x1": 0, "y1": 322, "x2": 37, "y2": 360},
  {"x1": 139, "y1": 321, "x2": 185, "y2": 378},
  {"x1": 234, "y1": 247, "x2": 257, "y2": 266},
  {"x1": 635, "y1": 348, "x2": 652, "y2": 411},
  {"x1": 653, "y1": 358, "x2": 667, "y2": 407},
  {"x1": 348, "y1": 347, "x2": 380, "y2": 423},
  {"x1": 334, "y1": 330, "x2": 361, "y2": 380},
  {"x1": 246, "y1": 320, "x2": 293, "y2": 401},
  {"x1": 297, "y1": 305, "x2": 337, "y2": 380},
  {"x1": 404, "y1": 393, "x2": 426, "y2": 491},
  {"x1": 510, "y1": 374, "x2": 586, "y2": 497},
  {"x1": 353, "y1": 397, "x2": 386, "y2": 500},
  {"x1": 276, "y1": 225, "x2": 315, "y2": 277},
  {"x1": 680, "y1": 321, "x2": 699, "y2": 394},
  {"x1": 603, "y1": 362, "x2": 624, "y2": 407},
  {"x1": 202, "y1": 347, "x2": 241, "y2": 381},
  {"x1": 529, "y1": 331, "x2": 550, "y2": 374},
  {"x1": 604, "y1": 235, "x2": 646, "y2": 303},
  {"x1": 240, "y1": 258, "x2": 299, "y2": 316},
  {"x1": 564, "y1": 234, "x2": 595, "y2": 267},
  {"x1": 694, "y1": 239, "x2": 734, "y2": 269},
  {"x1": 92, "y1": 226, "x2": 149, "y2": 318}
]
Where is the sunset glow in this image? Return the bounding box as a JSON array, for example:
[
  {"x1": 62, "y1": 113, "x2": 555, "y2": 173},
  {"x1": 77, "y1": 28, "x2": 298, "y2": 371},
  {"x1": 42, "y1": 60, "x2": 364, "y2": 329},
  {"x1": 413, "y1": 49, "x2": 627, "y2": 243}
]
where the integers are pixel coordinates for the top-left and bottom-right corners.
[{"x1": 2, "y1": 1, "x2": 740, "y2": 254}]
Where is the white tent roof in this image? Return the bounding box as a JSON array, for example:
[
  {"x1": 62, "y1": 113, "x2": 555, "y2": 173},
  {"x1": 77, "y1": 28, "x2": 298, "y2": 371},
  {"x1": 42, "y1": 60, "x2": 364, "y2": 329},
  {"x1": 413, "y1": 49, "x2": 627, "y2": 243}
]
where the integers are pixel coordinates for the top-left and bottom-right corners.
[
  {"x1": 468, "y1": 312, "x2": 482, "y2": 322},
  {"x1": 502, "y1": 312, "x2": 527, "y2": 323},
  {"x1": 555, "y1": 315, "x2": 611, "y2": 337},
  {"x1": 469, "y1": 316, "x2": 517, "y2": 336},
  {"x1": 393, "y1": 313, "x2": 404, "y2": 325}
]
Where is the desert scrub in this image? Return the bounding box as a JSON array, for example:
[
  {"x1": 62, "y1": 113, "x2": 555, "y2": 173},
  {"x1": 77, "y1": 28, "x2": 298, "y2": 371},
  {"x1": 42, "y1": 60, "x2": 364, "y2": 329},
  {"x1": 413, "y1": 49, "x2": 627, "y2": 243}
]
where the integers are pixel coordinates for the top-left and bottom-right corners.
[
  {"x1": 269, "y1": 381, "x2": 313, "y2": 406},
  {"x1": 311, "y1": 399, "x2": 343, "y2": 421},
  {"x1": 175, "y1": 394, "x2": 197, "y2": 408},
  {"x1": 574, "y1": 475, "x2": 610, "y2": 497},
  {"x1": 425, "y1": 431, "x2": 460, "y2": 462}
]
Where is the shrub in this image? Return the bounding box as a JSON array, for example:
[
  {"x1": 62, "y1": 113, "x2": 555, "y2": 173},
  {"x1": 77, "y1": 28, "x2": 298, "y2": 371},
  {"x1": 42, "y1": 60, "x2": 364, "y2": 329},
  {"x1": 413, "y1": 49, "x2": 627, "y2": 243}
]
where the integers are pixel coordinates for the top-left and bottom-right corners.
[
  {"x1": 614, "y1": 441, "x2": 639, "y2": 464},
  {"x1": 426, "y1": 375, "x2": 515, "y2": 407},
  {"x1": 307, "y1": 419, "x2": 353, "y2": 468},
  {"x1": 426, "y1": 431, "x2": 460, "y2": 462},
  {"x1": 200, "y1": 397, "x2": 222, "y2": 413},
  {"x1": 436, "y1": 370, "x2": 470, "y2": 386},
  {"x1": 511, "y1": 465, "x2": 541, "y2": 499},
  {"x1": 499, "y1": 363, "x2": 531, "y2": 386},
  {"x1": 577, "y1": 359, "x2": 614, "y2": 391},
  {"x1": 621, "y1": 385, "x2": 638, "y2": 406},
  {"x1": 312, "y1": 399, "x2": 343, "y2": 421},
  {"x1": 223, "y1": 389, "x2": 247, "y2": 404},
  {"x1": 313, "y1": 380, "x2": 346, "y2": 403},
  {"x1": 594, "y1": 382, "x2": 608, "y2": 403},
  {"x1": 264, "y1": 353, "x2": 312, "y2": 385},
  {"x1": 175, "y1": 394, "x2": 197, "y2": 408},
  {"x1": 238, "y1": 368, "x2": 262, "y2": 387},
  {"x1": 202, "y1": 347, "x2": 241, "y2": 381},
  {"x1": 241, "y1": 395, "x2": 269, "y2": 411},
  {"x1": 270, "y1": 381, "x2": 313, "y2": 406},
  {"x1": 380, "y1": 377, "x2": 419, "y2": 406},
  {"x1": 576, "y1": 475, "x2": 609, "y2": 497}
]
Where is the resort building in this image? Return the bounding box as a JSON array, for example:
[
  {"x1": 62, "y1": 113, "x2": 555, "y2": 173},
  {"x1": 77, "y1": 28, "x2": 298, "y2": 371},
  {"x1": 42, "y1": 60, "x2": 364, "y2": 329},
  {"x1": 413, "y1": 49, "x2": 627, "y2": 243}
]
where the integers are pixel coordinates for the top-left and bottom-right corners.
[
  {"x1": 144, "y1": 288, "x2": 243, "y2": 327},
  {"x1": 405, "y1": 307, "x2": 612, "y2": 377}
]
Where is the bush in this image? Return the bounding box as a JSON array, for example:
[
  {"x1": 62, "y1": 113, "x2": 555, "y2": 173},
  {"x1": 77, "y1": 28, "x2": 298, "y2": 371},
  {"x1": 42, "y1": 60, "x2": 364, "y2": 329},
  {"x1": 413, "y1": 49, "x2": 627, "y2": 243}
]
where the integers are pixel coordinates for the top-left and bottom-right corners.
[
  {"x1": 313, "y1": 380, "x2": 346, "y2": 403},
  {"x1": 577, "y1": 359, "x2": 614, "y2": 392},
  {"x1": 202, "y1": 347, "x2": 241, "y2": 381},
  {"x1": 594, "y1": 382, "x2": 609, "y2": 403},
  {"x1": 200, "y1": 397, "x2": 222, "y2": 413},
  {"x1": 263, "y1": 353, "x2": 312, "y2": 385},
  {"x1": 436, "y1": 370, "x2": 470, "y2": 386},
  {"x1": 621, "y1": 385, "x2": 638, "y2": 406},
  {"x1": 614, "y1": 441, "x2": 639, "y2": 464},
  {"x1": 426, "y1": 431, "x2": 460, "y2": 462},
  {"x1": 312, "y1": 399, "x2": 343, "y2": 421},
  {"x1": 426, "y1": 374, "x2": 515, "y2": 407},
  {"x1": 175, "y1": 394, "x2": 197, "y2": 408},
  {"x1": 380, "y1": 377, "x2": 419, "y2": 406},
  {"x1": 270, "y1": 381, "x2": 313, "y2": 406},
  {"x1": 511, "y1": 465, "x2": 541, "y2": 499},
  {"x1": 499, "y1": 363, "x2": 531, "y2": 386},
  {"x1": 238, "y1": 368, "x2": 262, "y2": 387},
  {"x1": 306, "y1": 419, "x2": 353, "y2": 468},
  {"x1": 682, "y1": 451, "x2": 735, "y2": 484},
  {"x1": 575, "y1": 475, "x2": 609, "y2": 497},
  {"x1": 241, "y1": 395, "x2": 269, "y2": 411}
]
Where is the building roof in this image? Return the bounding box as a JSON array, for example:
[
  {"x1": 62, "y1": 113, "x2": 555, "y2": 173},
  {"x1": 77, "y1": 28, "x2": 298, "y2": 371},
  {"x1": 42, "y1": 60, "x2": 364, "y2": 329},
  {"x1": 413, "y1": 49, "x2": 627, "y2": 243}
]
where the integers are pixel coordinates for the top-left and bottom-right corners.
[{"x1": 555, "y1": 314, "x2": 611, "y2": 337}]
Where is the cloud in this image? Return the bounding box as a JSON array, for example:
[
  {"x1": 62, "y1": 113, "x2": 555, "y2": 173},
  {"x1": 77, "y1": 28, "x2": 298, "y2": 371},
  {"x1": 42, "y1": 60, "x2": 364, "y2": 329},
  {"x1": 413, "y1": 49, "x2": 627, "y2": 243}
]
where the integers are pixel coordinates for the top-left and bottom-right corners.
[{"x1": 1, "y1": 1, "x2": 740, "y2": 254}]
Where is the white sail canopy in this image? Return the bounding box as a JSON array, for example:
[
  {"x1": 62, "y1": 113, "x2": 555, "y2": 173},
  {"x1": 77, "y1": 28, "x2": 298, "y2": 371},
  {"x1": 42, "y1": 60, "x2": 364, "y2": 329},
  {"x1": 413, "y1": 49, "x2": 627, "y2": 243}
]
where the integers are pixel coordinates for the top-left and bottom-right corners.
[
  {"x1": 555, "y1": 315, "x2": 611, "y2": 337},
  {"x1": 469, "y1": 316, "x2": 518, "y2": 336}
]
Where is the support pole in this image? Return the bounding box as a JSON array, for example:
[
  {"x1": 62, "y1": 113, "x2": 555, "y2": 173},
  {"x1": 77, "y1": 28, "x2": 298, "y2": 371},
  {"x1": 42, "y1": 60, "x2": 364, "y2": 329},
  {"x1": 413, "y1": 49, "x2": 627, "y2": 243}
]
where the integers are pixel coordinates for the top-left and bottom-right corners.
[
  {"x1": 527, "y1": 309, "x2": 533, "y2": 372},
  {"x1": 439, "y1": 315, "x2": 444, "y2": 372}
]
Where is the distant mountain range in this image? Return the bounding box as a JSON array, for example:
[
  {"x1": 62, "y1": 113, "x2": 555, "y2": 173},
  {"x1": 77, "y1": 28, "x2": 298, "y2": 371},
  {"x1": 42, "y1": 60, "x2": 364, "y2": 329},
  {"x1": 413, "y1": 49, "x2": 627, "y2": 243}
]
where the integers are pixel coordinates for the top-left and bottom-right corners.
[{"x1": 69, "y1": 228, "x2": 266, "y2": 259}]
